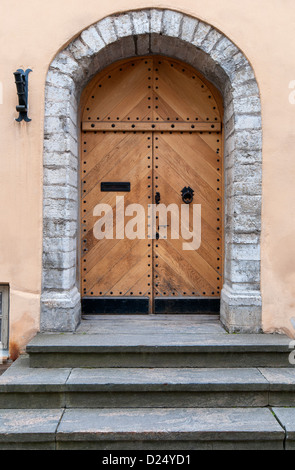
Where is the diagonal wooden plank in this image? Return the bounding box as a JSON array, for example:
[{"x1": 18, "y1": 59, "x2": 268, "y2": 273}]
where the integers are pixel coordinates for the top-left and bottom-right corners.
[
  {"x1": 154, "y1": 256, "x2": 198, "y2": 296},
  {"x1": 83, "y1": 185, "x2": 151, "y2": 273},
  {"x1": 159, "y1": 133, "x2": 221, "y2": 191},
  {"x1": 155, "y1": 59, "x2": 221, "y2": 122},
  {"x1": 86, "y1": 239, "x2": 151, "y2": 295},
  {"x1": 83, "y1": 156, "x2": 152, "y2": 220},
  {"x1": 124, "y1": 272, "x2": 152, "y2": 297},
  {"x1": 85, "y1": 59, "x2": 153, "y2": 122},
  {"x1": 82, "y1": 132, "x2": 136, "y2": 176},
  {"x1": 155, "y1": 176, "x2": 221, "y2": 234},
  {"x1": 156, "y1": 137, "x2": 220, "y2": 211},
  {"x1": 155, "y1": 240, "x2": 218, "y2": 295},
  {"x1": 83, "y1": 132, "x2": 149, "y2": 187},
  {"x1": 109, "y1": 254, "x2": 152, "y2": 296}
]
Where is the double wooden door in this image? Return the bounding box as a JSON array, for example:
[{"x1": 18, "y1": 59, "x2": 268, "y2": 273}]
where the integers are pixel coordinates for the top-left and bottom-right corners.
[{"x1": 80, "y1": 56, "x2": 223, "y2": 314}]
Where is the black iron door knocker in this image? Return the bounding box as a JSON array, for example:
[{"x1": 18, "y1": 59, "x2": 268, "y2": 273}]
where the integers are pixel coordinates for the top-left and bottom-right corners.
[{"x1": 181, "y1": 187, "x2": 194, "y2": 204}]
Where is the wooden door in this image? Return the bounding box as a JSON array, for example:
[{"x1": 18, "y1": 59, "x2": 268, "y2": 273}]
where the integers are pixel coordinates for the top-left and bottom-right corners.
[
  {"x1": 153, "y1": 131, "x2": 222, "y2": 314},
  {"x1": 80, "y1": 56, "x2": 223, "y2": 314},
  {"x1": 81, "y1": 131, "x2": 153, "y2": 313}
]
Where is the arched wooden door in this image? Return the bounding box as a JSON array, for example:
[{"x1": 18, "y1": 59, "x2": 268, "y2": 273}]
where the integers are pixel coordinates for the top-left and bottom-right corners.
[{"x1": 80, "y1": 56, "x2": 223, "y2": 314}]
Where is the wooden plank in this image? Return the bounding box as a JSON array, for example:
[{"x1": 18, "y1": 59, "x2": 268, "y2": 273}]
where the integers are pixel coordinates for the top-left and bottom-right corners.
[
  {"x1": 82, "y1": 121, "x2": 222, "y2": 132},
  {"x1": 155, "y1": 135, "x2": 220, "y2": 209},
  {"x1": 155, "y1": 241, "x2": 218, "y2": 296},
  {"x1": 155, "y1": 59, "x2": 221, "y2": 122},
  {"x1": 83, "y1": 59, "x2": 153, "y2": 122}
]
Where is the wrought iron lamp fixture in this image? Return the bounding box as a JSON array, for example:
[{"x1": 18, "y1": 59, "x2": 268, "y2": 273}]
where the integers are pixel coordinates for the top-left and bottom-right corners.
[{"x1": 13, "y1": 69, "x2": 32, "y2": 122}]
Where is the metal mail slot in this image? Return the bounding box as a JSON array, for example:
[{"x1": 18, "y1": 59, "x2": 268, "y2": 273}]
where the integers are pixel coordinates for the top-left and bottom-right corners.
[{"x1": 101, "y1": 182, "x2": 131, "y2": 192}]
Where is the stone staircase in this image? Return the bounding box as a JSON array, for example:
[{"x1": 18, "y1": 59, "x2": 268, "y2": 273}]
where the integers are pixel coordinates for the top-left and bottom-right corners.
[{"x1": 0, "y1": 315, "x2": 295, "y2": 450}]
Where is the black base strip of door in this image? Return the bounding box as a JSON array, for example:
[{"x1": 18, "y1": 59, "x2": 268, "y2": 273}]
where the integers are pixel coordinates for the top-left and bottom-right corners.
[
  {"x1": 82, "y1": 297, "x2": 150, "y2": 314},
  {"x1": 154, "y1": 298, "x2": 220, "y2": 314},
  {"x1": 82, "y1": 297, "x2": 220, "y2": 314}
]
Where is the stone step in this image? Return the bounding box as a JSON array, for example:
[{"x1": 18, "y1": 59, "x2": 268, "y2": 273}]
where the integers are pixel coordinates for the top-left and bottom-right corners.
[
  {"x1": 26, "y1": 331, "x2": 292, "y2": 368},
  {"x1": 0, "y1": 407, "x2": 285, "y2": 450},
  {"x1": 1, "y1": 356, "x2": 295, "y2": 409}
]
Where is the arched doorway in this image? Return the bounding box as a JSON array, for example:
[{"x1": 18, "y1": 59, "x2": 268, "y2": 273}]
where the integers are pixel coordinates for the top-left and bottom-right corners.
[
  {"x1": 80, "y1": 56, "x2": 224, "y2": 315},
  {"x1": 41, "y1": 9, "x2": 262, "y2": 333}
]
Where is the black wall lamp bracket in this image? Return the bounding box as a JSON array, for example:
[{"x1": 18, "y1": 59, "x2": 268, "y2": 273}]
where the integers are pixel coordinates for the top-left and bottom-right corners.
[{"x1": 14, "y1": 69, "x2": 32, "y2": 122}]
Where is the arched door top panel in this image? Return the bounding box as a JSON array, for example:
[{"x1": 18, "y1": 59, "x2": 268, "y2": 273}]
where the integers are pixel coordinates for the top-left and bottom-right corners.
[{"x1": 81, "y1": 56, "x2": 223, "y2": 127}]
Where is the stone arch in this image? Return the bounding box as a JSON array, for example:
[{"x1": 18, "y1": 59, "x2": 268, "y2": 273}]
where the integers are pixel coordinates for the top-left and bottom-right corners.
[{"x1": 42, "y1": 9, "x2": 262, "y2": 333}]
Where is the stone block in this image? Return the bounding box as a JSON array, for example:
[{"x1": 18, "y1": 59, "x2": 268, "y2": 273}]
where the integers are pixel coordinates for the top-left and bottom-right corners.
[
  {"x1": 135, "y1": 35, "x2": 150, "y2": 55},
  {"x1": 230, "y1": 195, "x2": 261, "y2": 214},
  {"x1": 162, "y1": 10, "x2": 183, "y2": 37},
  {"x1": 230, "y1": 243, "x2": 260, "y2": 261},
  {"x1": 43, "y1": 167, "x2": 77, "y2": 188},
  {"x1": 44, "y1": 132, "x2": 78, "y2": 155},
  {"x1": 232, "y1": 65, "x2": 255, "y2": 86},
  {"x1": 232, "y1": 80, "x2": 260, "y2": 99},
  {"x1": 221, "y1": 285, "x2": 262, "y2": 333},
  {"x1": 201, "y1": 29, "x2": 222, "y2": 54},
  {"x1": 233, "y1": 95, "x2": 261, "y2": 115},
  {"x1": 81, "y1": 26, "x2": 105, "y2": 54},
  {"x1": 42, "y1": 267, "x2": 77, "y2": 291},
  {"x1": 150, "y1": 9, "x2": 163, "y2": 34},
  {"x1": 235, "y1": 114, "x2": 262, "y2": 131},
  {"x1": 235, "y1": 130, "x2": 262, "y2": 150},
  {"x1": 192, "y1": 22, "x2": 211, "y2": 47},
  {"x1": 132, "y1": 10, "x2": 150, "y2": 35},
  {"x1": 43, "y1": 219, "x2": 77, "y2": 239},
  {"x1": 46, "y1": 70, "x2": 73, "y2": 90},
  {"x1": 67, "y1": 38, "x2": 93, "y2": 61},
  {"x1": 43, "y1": 198, "x2": 78, "y2": 222},
  {"x1": 43, "y1": 249, "x2": 76, "y2": 270},
  {"x1": 180, "y1": 16, "x2": 198, "y2": 43},
  {"x1": 114, "y1": 13, "x2": 133, "y2": 38},
  {"x1": 43, "y1": 151, "x2": 78, "y2": 171},
  {"x1": 43, "y1": 236, "x2": 77, "y2": 253},
  {"x1": 50, "y1": 51, "x2": 80, "y2": 77},
  {"x1": 41, "y1": 287, "x2": 81, "y2": 332},
  {"x1": 45, "y1": 85, "x2": 72, "y2": 105},
  {"x1": 96, "y1": 17, "x2": 117, "y2": 45}
]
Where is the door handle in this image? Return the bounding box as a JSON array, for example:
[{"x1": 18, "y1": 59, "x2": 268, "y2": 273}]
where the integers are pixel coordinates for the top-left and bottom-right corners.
[
  {"x1": 155, "y1": 192, "x2": 161, "y2": 205},
  {"x1": 181, "y1": 187, "x2": 194, "y2": 204}
]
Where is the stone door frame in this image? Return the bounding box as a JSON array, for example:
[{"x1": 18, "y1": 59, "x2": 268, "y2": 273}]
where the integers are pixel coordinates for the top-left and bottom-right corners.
[{"x1": 41, "y1": 9, "x2": 262, "y2": 333}]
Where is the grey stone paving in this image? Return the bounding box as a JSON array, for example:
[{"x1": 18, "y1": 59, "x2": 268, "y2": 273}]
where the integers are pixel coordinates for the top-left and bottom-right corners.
[
  {"x1": 0, "y1": 407, "x2": 285, "y2": 449},
  {"x1": 259, "y1": 368, "x2": 295, "y2": 389},
  {"x1": 57, "y1": 407, "x2": 283, "y2": 443},
  {"x1": 0, "y1": 409, "x2": 62, "y2": 442},
  {"x1": 0, "y1": 356, "x2": 70, "y2": 391},
  {"x1": 27, "y1": 331, "x2": 291, "y2": 350},
  {"x1": 272, "y1": 408, "x2": 295, "y2": 449},
  {"x1": 26, "y1": 317, "x2": 293, "y2": 369},
  {"x1": 4, "y1": 355, "x2": 295, "y2": 391},
  {"x1": 78, "y1": 315, "x2": 225, "y2": 335},
  {"x1": 0, "y1": 318, "x2": 293, "y2": 448}
]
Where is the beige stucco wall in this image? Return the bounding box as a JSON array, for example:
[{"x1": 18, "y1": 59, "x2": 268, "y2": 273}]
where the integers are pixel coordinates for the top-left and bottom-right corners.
[{"x1": 1, "y1": 0, "x2": 295, "y2": 351}]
